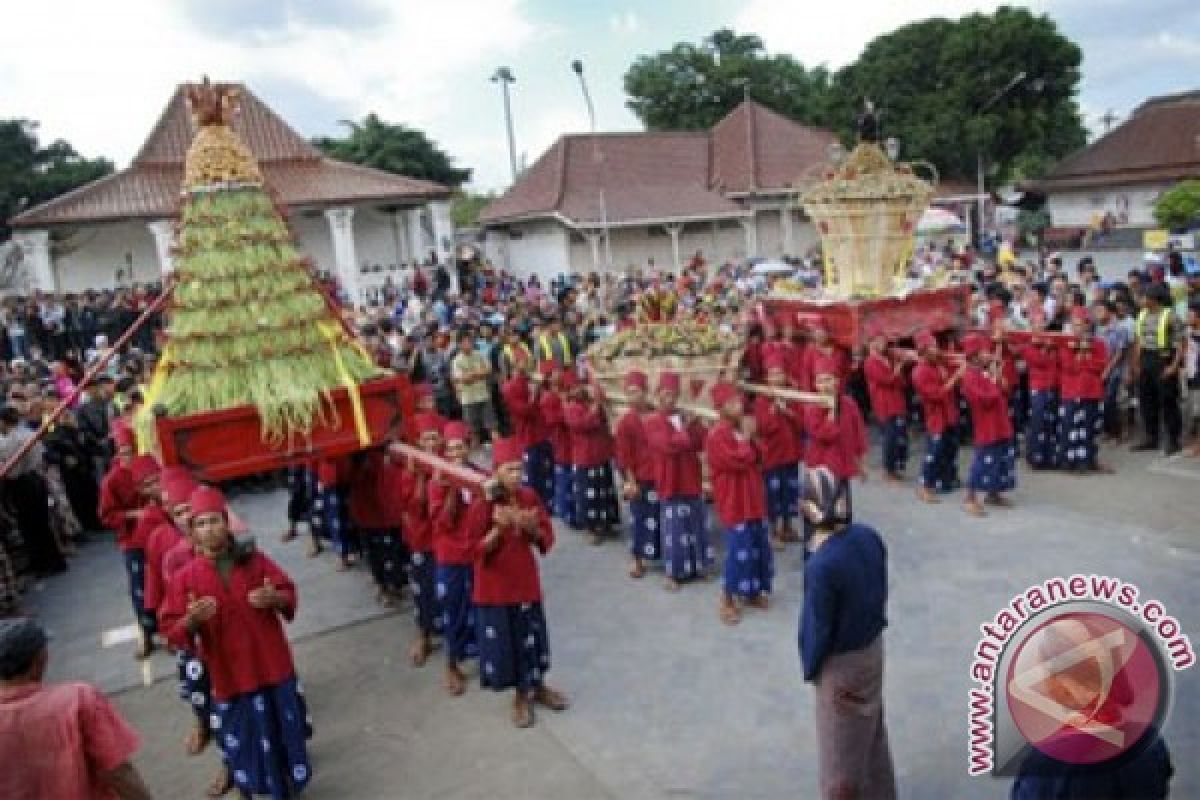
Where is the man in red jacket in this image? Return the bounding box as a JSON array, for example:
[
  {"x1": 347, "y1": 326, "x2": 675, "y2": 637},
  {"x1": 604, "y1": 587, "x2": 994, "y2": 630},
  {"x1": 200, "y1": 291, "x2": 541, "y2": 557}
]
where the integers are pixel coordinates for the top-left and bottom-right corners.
[
  {"x1": 614, "y1": 370, "x2": 660, "y2": 579},
  {"x1": 803, "y1": 364, "x2": 867, "y2": 557},
  {"x1": 911, "y1": 331, "x2": 963, "y2": 503},
  {"x1": 564, "y1": 379, "x2": 618, "y2": 545},
  {"x1": 463, "y1": 436, "x2": 568, "y2": 728},
  {"x1": 961, "y1": 333, "x2": 1018, "y2": 516},
  {"x1": 401, "y1": 413, "x2": 446, "y2": 666},
  {"x1": 500, "y1": 360, "x2": 554, "y2": 509},
  {"x1": 643, "y1": 371, "x2": 713, "y2": 590},
  {"x1": 705, "y1": 381, "x2": 772, "y2": 626},
  {"x1": 753, "y1": 353, "x2": 804, "y2": 549},
  {"x1": 349, "y1": 446, "x2": 409, "y2": 608},
  {"x1": 1021, "y1": 318, "x2": 1062, "y2": 470},
  {"x1": 115, "y1": 453, "x2": 161, "y2": 659},
  {"x1": 863, "y1": 331, "x2": 909, "y2": 482},
  {"x1": 537, "y1": 363, "x2": 577, "y2": 526},
  {"x1": 1058, "y1": 307, "x2": 1111, "y2": 473}
]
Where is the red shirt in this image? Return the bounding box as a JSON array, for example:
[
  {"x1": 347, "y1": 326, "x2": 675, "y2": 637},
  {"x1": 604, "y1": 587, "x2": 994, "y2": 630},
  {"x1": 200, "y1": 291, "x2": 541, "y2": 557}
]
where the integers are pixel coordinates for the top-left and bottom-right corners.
[
  {"x1": 97, "y1": 464, "x2": 141, "y2": 551},
  {"x1": 348, "y1": 451, "x2": 405, "y2": 530},
  {"x1": 430, "y1": 479, "x2": 479, "y2": 566},
  {"x1": 803, "y1": 394, "x2": 868, "y2": 479},
  {"x1": 142, "y1": 516, "x2": 183, "y2": 612},
  {"x1": 752, "y1": 395, "x2": 803, "y2": 468},
  {"x1": 160, "y1": 550, "x2": 298, "y2": 702},
  {"x1": 614, "y1": 409, "x2": 654, "y2": 483},
  {"x1": 960, "y1": 366, "x2": 1014, "y2": 446},
  {"x1": 704, "y1": 420, "x2": 767, "y2": 527},
  {"x1": 0, "y1": 681, "x2": 140, "y2": 800},
  {"x1": 563, "y1": 399, "x2": 613, "y2": 467},
  {"x1": 538, "y1": 390, "x2": 572, "y2": 464},
  {"x1": 643, "y1": 411, "x2": 706, "y2": 499},
  {"x1": 501, "y1": 375, "x2": 546, "y2": 449},
  {"x1": 464, "y1": 486, "x2": 554, "y2": 605},
  {"x1": 911, "y1": 359, "x2": 960, "y2": 435},
  {"x1": 128, "y1": 502, "x2": 168, "y2": 552},
  {"x1": 1058, "y1": 338, "x2": 1108, "y2": 401},
  {"x1": 397, "y1": 465, "x2": 434, "y2": 553},
  {"x1": 863, "y1": 353, "x2": 908, "y2": 420},
  {"x1": 1022, "y1": 344, "x2": 1060, "y2": 392}
]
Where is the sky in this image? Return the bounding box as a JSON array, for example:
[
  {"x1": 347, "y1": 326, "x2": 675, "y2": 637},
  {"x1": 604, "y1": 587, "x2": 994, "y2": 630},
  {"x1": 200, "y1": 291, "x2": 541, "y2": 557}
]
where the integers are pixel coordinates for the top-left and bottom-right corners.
[{"x1": 1, "y1": 0, "x2": 1196, "y2": 193}]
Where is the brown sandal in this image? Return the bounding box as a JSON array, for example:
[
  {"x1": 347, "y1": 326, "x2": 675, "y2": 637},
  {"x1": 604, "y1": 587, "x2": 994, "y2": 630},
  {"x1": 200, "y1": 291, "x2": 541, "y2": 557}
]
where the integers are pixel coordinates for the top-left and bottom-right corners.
[
  {"x1": 628, "y1": 560, "x2": 645, "y2": 579},
  {"x1": 185, "y1": 721, "x2": 210, "y2": 755},
  {"x1": 206, "y1": 766, "x2": 233, "y2": 798},
  {"x1": 444, "y1": 664, "x2": 466, "y2": 696},
  {"x1": 534, "y1": 685, "x2": 569, "y2": 711},
  {"x1": 512, "y1": 697, "x2": 535, "y2": 728},
  {"x1": 719, "y1": 601, "x2": 741, "y2": 626},
  {"x1": 964, "y1": 500, "x2": 987, "y2": 517}
]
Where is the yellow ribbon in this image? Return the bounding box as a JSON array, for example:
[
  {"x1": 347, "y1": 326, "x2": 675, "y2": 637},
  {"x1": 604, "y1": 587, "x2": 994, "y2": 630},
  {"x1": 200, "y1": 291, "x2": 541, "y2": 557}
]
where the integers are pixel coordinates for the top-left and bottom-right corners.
[
  {"x1": 134, "y1": 344, "x2": 173, "y2": 455},
  {"x1": 318, "y1": 322, "x2": 371, "y2": 448}
]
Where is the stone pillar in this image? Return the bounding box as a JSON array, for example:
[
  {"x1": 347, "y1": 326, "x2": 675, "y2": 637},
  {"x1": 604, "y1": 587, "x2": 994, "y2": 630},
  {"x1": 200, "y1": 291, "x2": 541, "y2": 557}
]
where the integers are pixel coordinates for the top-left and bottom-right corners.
[
  {"x1": 430, "y1": 200, "x2": 454, "y2": 266},
  {"x1": 583, "y1": 231, "x2": 601, "y2": 271},
  {"x1": 146, "y1": 219, "x2": 175, "y2": 277},
  {"x1": 740, "y1": 214, "x2": 758, "y2": 260},
  {"x1": 12, "y1": 230, "x2": 55, "y2": 293},
  {"x1": 665, "y1": 223, "x2": 683, "y2": 272},
  {"x1": 407, "y1": 208, "x2": 427, "y2": 265},
  {"x1": 324, "y1": 207, "x2": 360, "y2": 307}
]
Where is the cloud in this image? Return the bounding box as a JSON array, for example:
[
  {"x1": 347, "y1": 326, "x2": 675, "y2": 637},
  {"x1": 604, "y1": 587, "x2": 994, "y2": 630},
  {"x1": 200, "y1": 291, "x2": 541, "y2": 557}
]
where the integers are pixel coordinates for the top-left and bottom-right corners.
[{"x1": 610, "y1": 11, "x2": 641, "y2": 36}]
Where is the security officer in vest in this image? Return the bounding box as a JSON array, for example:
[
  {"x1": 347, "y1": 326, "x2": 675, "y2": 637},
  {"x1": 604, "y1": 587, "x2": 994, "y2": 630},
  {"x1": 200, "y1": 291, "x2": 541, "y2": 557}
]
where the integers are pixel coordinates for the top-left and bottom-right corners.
[
  {"x1": 1131, "y1": 282, "x2": 1184, "y2": 454},
  {"x1": 535, "y1": 315, "x2": 574, "y2": 368}
]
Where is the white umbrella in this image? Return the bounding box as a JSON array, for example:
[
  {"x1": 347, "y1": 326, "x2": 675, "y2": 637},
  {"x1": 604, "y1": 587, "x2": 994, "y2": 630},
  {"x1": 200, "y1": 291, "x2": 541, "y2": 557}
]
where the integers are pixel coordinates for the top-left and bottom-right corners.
[
  {"x1": 917, "y1": 208, "x2": 965, "y2": 234},
  {"x1": 751, "y1": 259, "x2": 793, "y2": 275}
]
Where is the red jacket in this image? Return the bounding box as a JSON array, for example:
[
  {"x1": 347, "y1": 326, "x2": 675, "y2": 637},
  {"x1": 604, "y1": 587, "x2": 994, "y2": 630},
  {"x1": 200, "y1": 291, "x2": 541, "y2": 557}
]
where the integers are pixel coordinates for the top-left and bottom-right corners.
[
  {"x1": 704, "y1": 420, "x2": 766, "y2": 527},
  {"x1": 563, "y1": 399, "x2": 613, "y2": 467},
  {"x1": 752, "y1": 395, "x2": 803, "y2": 468},
  {"x1": 501, "y1": 375, "x2": 547, "y2": 449},
  {"x1": 1058, "y1": 338, "x2": 1108, "y2": 401},
  {"x1": 316, "y1": 456, "x2": 352, "y2": 489},
  {"x1": 98, "y1": 464, "x2": 142, "y2": 551},
  {"x1": 803, "y1": 394, "x2": 868, "y2": 479},
  {"x1": 1022, "y1": 344, "x2": 1060, "y2": 393},
  {"x1": 128, "y1": 503, "x2": 169, "y2": 553},
  {"x1": 538, "y1": 390, "x2": 572, "y2": 464},
  {"x1": 743, "y1": 339, "x2": 765, "y2": 384},
  {"x1": 348, "y1": 451, "x2": 405, "y2": 530},
  {"x1": 643, "y1": 411, "x2": 706, "y2": 499},
  {"x1": 143, "y1": 517, "x2": 183, "y2": 612},
  {"x1": 397, "y1": 465, "x2": 434, "y2": 553},
  {"x1": 863, "y1": 353, "x2": 907, "y2": 420},
  {"x1": 161, "y1": 538, "x2": 195, "y2": 589},
  {"x1": 961, "y1": 366, "x2": 1014, "y2": 446},
  {"x1": 159, "y1": 550, "x2": 297, "y2": 701},
  {"x1": 464, "y1": 486, "x2": 554, "y2": 605},
  {"x1": 800, "y1": 345, "x2": 847, "y2": 392},
  {"x1": 430, "y1": 479, "x2": 479, "y2": 566},
  {"x1": 911, "y1": 359, "x2": 960, "y2": 435},
  {"x1": 614, "y1": 409, "x2": 654, "y2": 483}
]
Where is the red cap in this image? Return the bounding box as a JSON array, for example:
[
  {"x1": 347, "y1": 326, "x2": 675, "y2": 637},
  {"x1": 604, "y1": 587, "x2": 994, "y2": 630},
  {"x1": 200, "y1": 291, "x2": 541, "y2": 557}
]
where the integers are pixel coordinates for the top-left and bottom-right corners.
[
  {"x1": 413, "y1": 413, "x2": 443, "y2": 437},
  {"x1": 624, "y1": 370, "x2": 648, "y2": 391},
  {"x1": 129, "y1": 454, "x2": 160, "y2": 484},
  {"x1": 189, "y1": 486, "x2": 227, "y2": 516},
  {"x1": 711, "y1": 381, "x2": 739, "y2": 409},
  {"x1": 163, "y1": 477, "x2": 199, "y2": 507},
  {"x1": 658, "y1": 371, "x2": 681, "y2": 393},
  {"x1": 763, "y1": 352, "x2": 787, "y2": 373},
  {"x1": 914, "y1": 332, "x2": 937, "y2": 351},
  {"x1": 963, "y1": 333, "x2": 991, "y2": 358},
  {"x1": 111, "y1": 423, "x2": 136, "y2": 449},
  {"x1": 557, "y1": 369, "x2": 579, "y2": 390},
  {"x1": 443, "y1": 420, "x2": 470, "y2": 442},
  {"x1": 491, "y1": 436, "x2": 524, "y2": 467}
]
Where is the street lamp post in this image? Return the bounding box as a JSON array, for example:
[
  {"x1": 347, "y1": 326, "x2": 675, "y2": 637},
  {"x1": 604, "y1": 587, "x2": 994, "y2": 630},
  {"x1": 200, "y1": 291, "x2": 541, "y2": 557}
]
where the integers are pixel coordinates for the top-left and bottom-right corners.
[
  {"x1": 975, "y1": 70, "x2": 1029, "y2": 247},
  {"x1": 571, "y1": 59, "x2": 612, "y2": 270},
  {"x1": 491, "y1": 67, "x2": 518, "y2": 185}
]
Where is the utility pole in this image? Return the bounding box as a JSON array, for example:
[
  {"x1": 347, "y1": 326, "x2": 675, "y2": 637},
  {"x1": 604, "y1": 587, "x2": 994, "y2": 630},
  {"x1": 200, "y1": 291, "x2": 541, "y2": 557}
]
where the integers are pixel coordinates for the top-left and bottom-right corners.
[
  {"x1": 976, "y1": 71, "x2": 1031, "y2": 247},
  {"x1": 491, "y1": 67, "x2": 518, "y2": 184},
  {"x1": 572, "y1": 59, "x2": 611, "y2": 270},
  {"x1": 1100, "y1": 109, "x2": 1120, "y2": 134}
]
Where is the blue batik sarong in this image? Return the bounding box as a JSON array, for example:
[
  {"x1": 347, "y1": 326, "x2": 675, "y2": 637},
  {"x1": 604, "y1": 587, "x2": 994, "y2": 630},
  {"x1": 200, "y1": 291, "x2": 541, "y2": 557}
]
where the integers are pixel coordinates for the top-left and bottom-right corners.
[
  {"x1": 763, "y1": 464, "x2": 800, "y2": 524},
  {"x1": 628, "y1": 481, "x2": 661, "y2": 561},
  {"x1": 435, "y1": 563, "x2": 478, "y2": 663},
  {"x1": 123, "y1": 549, "x2": 157, "y2": 636},
  {"x1": 477, "y1": 602, "x2": 551, "y2": 692},
  {"x1": 552, "y1": 464, "x2": 577, "y2": 528},
  {"x1": 880, "y1": 416, "x2": 909, "y2": 474},
  {"x1": 521, "y1": 442, "x2": 555, "y2": 509},
  {"x1": 360, "y1": 528, "x2": 408, "y2": 592},
  {"x1": 723, "y1": 520, "x2": 773, "y2": 599},
  {"x1": 213, "y1": 675, "x2": 312, "y2": 800},
  {"x1": 572, "y1": 463, "x2": 619, "y2": 529},
  {"x1": 311, "y1": 485, "x2": 356, "y2": 559},
  {"x1": 919, "y1": 430, "x2": 960, "y2": 493},
  {"x1": 285, "y1": 465, "x2": 315, "y2": 526},
  {"x1": 175, "y1": 649, "x2": 212, "y2": 726},
  {"x1": 660, "y1": 496, "x2": 714, "y2": 581},
  {"x1": 1026, "y1": 389, "x2": 1060, "y2": 469},
  {"x1": 1058, "y1": 399, "x2": 1103, "y2": 471},
  {"x1": 409, "y1": 550, "x2": 442, "y2": 635},
  {"x1": 967, "y1": 440, "x2": 1017, "y2": 493}
]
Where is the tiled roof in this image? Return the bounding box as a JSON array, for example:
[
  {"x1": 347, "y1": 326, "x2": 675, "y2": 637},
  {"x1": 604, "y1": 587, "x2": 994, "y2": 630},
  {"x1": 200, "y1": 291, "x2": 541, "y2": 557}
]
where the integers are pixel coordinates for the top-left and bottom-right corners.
[
  {"x1": 1039, "y1": 90, "x2": 1200, "y2": 190},
  {"x1": 11, "y1": 82, "x2": 449, "y2": 228},
  {"x1": 479, "y1": 100, "x2": 836, "y2": 226}
]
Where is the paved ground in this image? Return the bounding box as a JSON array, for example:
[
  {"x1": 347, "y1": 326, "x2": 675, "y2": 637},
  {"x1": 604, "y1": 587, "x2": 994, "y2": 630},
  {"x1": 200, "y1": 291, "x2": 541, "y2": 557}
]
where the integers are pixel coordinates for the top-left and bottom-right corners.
[{"x1": 25, "y1": 443, "x2": 1200, "y2": 799}]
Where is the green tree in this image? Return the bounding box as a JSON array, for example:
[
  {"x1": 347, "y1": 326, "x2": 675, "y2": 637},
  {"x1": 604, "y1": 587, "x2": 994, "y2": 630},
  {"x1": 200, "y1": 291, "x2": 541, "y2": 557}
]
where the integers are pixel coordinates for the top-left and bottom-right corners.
[
  {"x1": 313, "y1": 113, "x2": 470, "y2": 188},
  {"x1": 0, "y1": 119, "x2": 113, "y2": 240},
  {"x1": 623, "y1": 28, "x2": 834, "y2": 130},
  {"x1": 829, "y1": 7, "x2": 1086, "y2": 184},
  {"x1": 450, "y1": 191, "x2": 496, "y2": 228},
  {"x1": 1153, "y1": 180, "x2": 1200, "y2": 231}
]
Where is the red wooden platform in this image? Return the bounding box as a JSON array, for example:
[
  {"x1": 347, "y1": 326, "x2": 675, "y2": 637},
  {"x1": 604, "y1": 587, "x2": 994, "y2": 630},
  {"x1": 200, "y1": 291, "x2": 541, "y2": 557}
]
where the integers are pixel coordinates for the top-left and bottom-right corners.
[
  {"x1": 155, "y1": 374, "x2": 414, "y2": 481},
  {"x1": 758, "y1": 286, "x2": 971, "y2": 350}
]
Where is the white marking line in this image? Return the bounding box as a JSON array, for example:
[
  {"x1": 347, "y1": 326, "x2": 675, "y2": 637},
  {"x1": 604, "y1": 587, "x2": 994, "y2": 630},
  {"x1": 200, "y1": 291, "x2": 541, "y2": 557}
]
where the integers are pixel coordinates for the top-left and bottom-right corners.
[
  {"x1": 101, "y1": 624, "x2": 140, "y2": 648},
  {"x1": 142, "y1": 659, "x2": 155, "y2": 687}
]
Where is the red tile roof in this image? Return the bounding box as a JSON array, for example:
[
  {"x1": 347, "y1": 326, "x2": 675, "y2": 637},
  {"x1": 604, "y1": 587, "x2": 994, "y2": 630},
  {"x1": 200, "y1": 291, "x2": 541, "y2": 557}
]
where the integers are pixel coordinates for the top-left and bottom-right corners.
[
  {"x1": 1039, "y1": 90, "x2": 1200, "y2": 191},
  {"x1": 11, "y1": 82, "x2": 449, "y2": 228},
  {"x1": 480, "y1": 100, "x2": 836, "y2": 226}
]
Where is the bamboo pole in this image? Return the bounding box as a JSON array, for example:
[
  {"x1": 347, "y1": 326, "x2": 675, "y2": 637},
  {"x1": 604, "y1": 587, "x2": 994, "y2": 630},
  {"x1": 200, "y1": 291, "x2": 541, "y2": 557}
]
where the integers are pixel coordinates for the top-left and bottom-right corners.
[
  {"x1": 387, "y1": 441, "x2": 488, "y2": 491},
  {"x1": 604, "y1": 389, "x2": 720, "y2": 422},
  {"x1": 0, "y1": 285, "x2": 175, "y2": 480},
  {"x1": 737, "y1": 381, "x2": 835, "y2": 408}
]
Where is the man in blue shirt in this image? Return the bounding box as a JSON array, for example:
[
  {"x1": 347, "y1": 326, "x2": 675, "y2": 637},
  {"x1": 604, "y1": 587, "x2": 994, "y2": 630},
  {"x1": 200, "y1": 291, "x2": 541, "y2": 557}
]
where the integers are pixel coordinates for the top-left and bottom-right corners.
[{"x1": 798, "y1": 466, "x2": 895, "y2": 799}]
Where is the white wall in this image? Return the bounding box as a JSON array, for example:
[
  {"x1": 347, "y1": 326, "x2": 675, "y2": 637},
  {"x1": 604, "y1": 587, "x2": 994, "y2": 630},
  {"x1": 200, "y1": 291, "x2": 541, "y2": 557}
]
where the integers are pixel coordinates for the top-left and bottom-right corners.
[
  {"x1": 51, "y1": 221, "x2": 161, "y2": 293},
  {"x1": 1046, "y1": 182, "x2": 1171, "y2": 228},
  {"x1": 494, "y1": 220, "x2": 571, "y2": 283}
]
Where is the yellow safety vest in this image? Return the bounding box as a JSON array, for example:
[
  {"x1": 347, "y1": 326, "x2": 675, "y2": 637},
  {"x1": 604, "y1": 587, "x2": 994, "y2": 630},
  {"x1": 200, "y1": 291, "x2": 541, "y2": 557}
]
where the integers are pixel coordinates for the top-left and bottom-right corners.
[
  {"x1": 503, "y1": 342, "x2": 532, "y2": 369},
  {"x1": 1135, "y1": 309, "x2": 1171, "y2": 350},
  {"x1": 537, "y1": 332, "x2": 571, "y2": 363}
]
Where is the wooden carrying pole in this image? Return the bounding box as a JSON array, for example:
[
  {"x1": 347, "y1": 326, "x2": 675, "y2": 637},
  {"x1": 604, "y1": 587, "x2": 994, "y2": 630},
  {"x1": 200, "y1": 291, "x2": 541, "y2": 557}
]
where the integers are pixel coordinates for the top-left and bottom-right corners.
[
  {"x1": 0, "y1": 285, "x2": 175, "y2": 480},
  {"x1": 604, "y1": 389, "x2": 720, "y2": 422},
  {"x1": 387, "y1": 441, "x2": 488, "y2": 491},
  {"x1": 737, "y1": 382, "x2": 835, "y2": 409}
]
